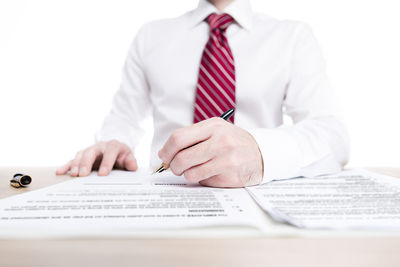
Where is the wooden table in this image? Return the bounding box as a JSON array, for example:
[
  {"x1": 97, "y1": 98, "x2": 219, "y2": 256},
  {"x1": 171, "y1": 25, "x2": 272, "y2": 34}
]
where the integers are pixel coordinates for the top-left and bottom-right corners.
[{"x1": 0, "y1": 167, "x2": 400, "y2": 267}]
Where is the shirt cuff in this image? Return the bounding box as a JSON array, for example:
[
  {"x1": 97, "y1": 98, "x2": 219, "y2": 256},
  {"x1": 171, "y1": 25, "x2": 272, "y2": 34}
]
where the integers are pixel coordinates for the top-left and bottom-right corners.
[{"x1": 247, "y1": 127, "x2": 303, "y2": 184}]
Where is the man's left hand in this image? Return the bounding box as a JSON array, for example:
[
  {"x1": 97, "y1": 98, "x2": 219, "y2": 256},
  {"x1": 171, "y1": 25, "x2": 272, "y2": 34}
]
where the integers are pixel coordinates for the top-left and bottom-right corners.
[{"x1": 158, "y1": 118, "x2": 263, "y2": 188}]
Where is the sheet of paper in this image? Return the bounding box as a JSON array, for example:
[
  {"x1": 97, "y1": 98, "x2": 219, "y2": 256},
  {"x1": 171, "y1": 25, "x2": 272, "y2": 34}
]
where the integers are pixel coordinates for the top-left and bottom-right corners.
[
  {"x1": 0, "y1": 171, "x2": 268, "y2": 237},
  {"x1": 247, "y1": 169, "x2": 400, "y2": 230}
]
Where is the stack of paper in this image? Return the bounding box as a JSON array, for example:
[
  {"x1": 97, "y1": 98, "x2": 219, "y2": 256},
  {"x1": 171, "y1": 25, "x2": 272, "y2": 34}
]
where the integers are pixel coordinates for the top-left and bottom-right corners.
[
  {"x1": 247, "y1": 169, "x2": 400, "y2": 230},
  {"x1": 0, "y1": 171, "x2": 268, "y2": 237},
  {"x1": 0, "y1": 169, "x2": 399, "y2": 237}
]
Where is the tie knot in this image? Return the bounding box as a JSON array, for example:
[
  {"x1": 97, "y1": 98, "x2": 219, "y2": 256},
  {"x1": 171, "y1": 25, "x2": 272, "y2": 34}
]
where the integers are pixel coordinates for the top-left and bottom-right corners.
[{"x1": 207, "y1": 13, "x2": 234, "y2": 31}]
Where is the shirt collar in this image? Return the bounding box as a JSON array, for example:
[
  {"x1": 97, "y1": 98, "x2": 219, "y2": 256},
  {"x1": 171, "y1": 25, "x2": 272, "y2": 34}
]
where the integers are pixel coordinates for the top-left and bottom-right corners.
[{"x1": 189, "y1": 0, "x2": 254, "y2": 31}]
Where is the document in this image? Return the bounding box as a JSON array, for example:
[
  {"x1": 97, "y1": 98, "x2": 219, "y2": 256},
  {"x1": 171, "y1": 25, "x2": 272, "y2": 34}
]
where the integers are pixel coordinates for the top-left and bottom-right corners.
[
  {"x1": 1, "y1": 169, "x2": 400, "y2": 238},
  {"x1": 0, "y1": 171, "x2": 267, "y2": 237},
  {"x1": 247, "y1": 169, "x2": 400, "y2": 230}
]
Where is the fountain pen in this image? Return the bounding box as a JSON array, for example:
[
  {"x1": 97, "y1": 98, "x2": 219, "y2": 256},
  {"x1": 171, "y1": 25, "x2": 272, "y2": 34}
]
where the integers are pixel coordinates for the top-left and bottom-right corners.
[{"x1": 153, "y1": 108, "x2": 235, "y2": 174}]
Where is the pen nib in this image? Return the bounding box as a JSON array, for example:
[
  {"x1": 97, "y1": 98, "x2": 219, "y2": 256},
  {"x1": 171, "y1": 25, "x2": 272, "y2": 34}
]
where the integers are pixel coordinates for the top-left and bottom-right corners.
[{"x1": 152, "y1": 163, "x2": 169, "y2": 174}]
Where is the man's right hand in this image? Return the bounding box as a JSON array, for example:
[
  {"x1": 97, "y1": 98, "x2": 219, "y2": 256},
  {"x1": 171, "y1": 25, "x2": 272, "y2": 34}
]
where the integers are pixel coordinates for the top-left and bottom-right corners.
[{"x1": 56, "y1": 140, "x2": 138, "y2": 177}]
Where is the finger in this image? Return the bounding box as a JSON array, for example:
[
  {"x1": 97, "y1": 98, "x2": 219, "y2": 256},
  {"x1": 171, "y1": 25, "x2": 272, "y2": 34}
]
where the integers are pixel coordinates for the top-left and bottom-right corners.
[
  {"x1": 70, "y1": 151, "x2": 83, "y2": 177},
  {"x1": 78, "y1": 146, "x2": 102, "y2": 177},
  {"x1": 199, "y1": 170, "x2": 250, "y2": 188},
  {"x1": 158, "y1": 118, "x2": 223, "y2": 164},
  {"x1": 169, "y1": 140, "x2": 214, "y2": 176},
  {"x1": 182, "y1": 157, "x2": 223, "y2": 183},
  {"x1": 56, "y1": 161, "x2": 72, "y2": 175},
  {"x1": 115, "y1": 152, "x2": 127, "y2": 169},
  {"x1": 199, "y1": 175, "x2": 234, "y2": 188},
  {"x1": 115, "y1": 151, "x2": 137, "y2": 171},
  {"x1": 124, "y1": 153, "x2": 138, "y2": 171},
  {"x1": 114, "y1": 146, "x2": 130, "y2": 169},
  {"x1": 98, "y1": 143, "x2": 121, "y2": 176}
]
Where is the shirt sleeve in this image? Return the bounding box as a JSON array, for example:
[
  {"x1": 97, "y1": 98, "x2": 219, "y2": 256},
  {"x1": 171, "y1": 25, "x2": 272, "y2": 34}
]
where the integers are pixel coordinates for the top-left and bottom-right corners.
[
  {"x1": 95, "y1": 26, "x2": 151, "y2": 153},
  {"x1": 247, "y1": 23, "x2": 350, "y2": 184}
]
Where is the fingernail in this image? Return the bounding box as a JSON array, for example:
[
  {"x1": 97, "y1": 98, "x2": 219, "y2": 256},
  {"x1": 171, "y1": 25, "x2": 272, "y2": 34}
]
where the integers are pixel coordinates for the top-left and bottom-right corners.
[
  {"x1": 71, "y1": 166, "x2": 78, "y2": 175},
  {"x1": 99, "y1": 167, "x2": 108, "y2": 175},
  {"x1": 79, "y1": 167, "x2": 87, "y2": 176}
]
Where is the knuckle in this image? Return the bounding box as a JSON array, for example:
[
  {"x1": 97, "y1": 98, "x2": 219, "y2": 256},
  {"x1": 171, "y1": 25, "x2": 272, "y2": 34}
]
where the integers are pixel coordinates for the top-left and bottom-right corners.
[
  {"x1": 209, "y1": 117, "x2": 223, "y2": 124},
  {"x1": 217, "y1": 136, "x2": 237, "y2": 153},
  {"x1": 108, "y1": 139, "x2": 120, "y2": 149},
  {"x1": 174, "y1": 153, "x2": 186, "y2": 167},
  {"x1": 170, "y1": 154, "x2": 186, "y2": 175},
  {"x1": 70, "y1": 161, "x2": 79, "y2": 168},
  {"x1": 213, "y1": 117, "x2": 227, "y2": 126},
  {"x1": 71, "y1": 155, "x2": 81, "y2": 164},
  {"x1": 207, "y1": 144, "x2": 217, "y2": 157},
  {"x1": 102, "y1": 153, "x2": 115, "y2": 164},
  {"x1": 122, "y1": 145, "x2": 130, "y2": 153},
  {"x1": 170, "y1": 130, "x2": 183, "y2": 147},
  {"x1": 207, "y1": 117, "x2": 225, "y2": 129},
  {"x1": 79, "y1": 158, "x2": 92, "y2": 168},
  {"x1": 210, "y1": 119, "x2": 230, "y2": 136},
  {"x1": 226, "y1": 135, "x2": 238, "y2": 147},
  {"x1": 68, "y1": 159, "x2": 78, "y2": 168},
  {"x1": 96, "y1": 141, "x2": 106, "y2": 151},
  {"x1": 170, "y1": 165, "x2": 181, "y2": 176},
  {"x1": 84, "y1": 147, "x2": 96, "y2": 157},
  {"x1": 225, "y1": 154, "x2": 239, "y2": 169},
  {"x1": 80, "y1": 148, "x2": 98, "y2": 165},
  {"x1": 75, "y1": 150, "x2": 83, "y2": 158},
  {"x1": 78, "y1": 161, "x2": 86, "y2": 168}
]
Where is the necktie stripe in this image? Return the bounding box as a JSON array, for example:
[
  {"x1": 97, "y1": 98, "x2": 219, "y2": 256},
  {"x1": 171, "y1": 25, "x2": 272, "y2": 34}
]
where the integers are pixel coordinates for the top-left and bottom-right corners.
[
  {"x1": 211, "y1": 35, "x2": 234, "y2": 64},
  {"x1": 197, "y1": 88, "x2": 224, "y2": 116},
  {"x1": 197, "y1": 84, "x2": 225, "y2": 114},
  {"x1": 199, "y1": 65, "x2": 235, "y2": 107},
  {"x1": 196, "y1": 94, "x2": 219, "y2": 118},
  {"x1": 209, "y1": 14, "x2": 234, "y2": 29},
  {"x1": 203, "y1": 44, "x2": 235, "y2": 79},
  {"x1": 203, "y1": 53, "x2": 235, "y2": 85},
  {"x1": 194, "y1": 112, "x2": 202, "y2": 123},
  {"x1": 204, "y1": 47, "x2": 235, "y2": 77},
  {"x1": 198, "y1": 75, "x2": 231, "y2": 111},
  {"x1": 202, "y1": 56, "x2": 235, "y2": 96},
  {"x1": 202, "y1": 63, "x2": 235, "y2": 100},
  {"x1": 194, "y1": 103, "x2": 211, "y2": 120},
  {"x1": 205, "y1": 44, "x2": 235, "y2": 73},
  {"x1": 218, "y1": 35, "x2": 234, "y2": 58},
  {"x1": 214, "y1": 16, "x2": 233, "y2": 29},
  {"x1": 194, "y1": 13, "x2": 236, "y2": 123},
  {"x1": 219, "y1": 20, "x2": 234, "y2": 30},
  {"x1": 215, "y1": 15, "x2": 230, "y2": 25},
  {"x1": 219, "y1": 43, "x2": 234, "y2": 63},
  {"x1": 209, "y1": 15, "x2": 220, "y2": 27}
]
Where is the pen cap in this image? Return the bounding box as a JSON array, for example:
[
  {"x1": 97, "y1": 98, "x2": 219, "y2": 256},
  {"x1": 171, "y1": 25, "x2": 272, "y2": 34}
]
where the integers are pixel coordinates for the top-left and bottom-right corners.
[{"x1": 13, "y1": 173, "x2": 32, "y2": 186}]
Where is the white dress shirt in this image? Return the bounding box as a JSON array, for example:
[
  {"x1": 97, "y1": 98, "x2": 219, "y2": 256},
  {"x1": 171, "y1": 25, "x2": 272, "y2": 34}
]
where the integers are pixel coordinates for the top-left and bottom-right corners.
[{"x1": 97, "y1": 0, "x2": 350, "y2": 183}]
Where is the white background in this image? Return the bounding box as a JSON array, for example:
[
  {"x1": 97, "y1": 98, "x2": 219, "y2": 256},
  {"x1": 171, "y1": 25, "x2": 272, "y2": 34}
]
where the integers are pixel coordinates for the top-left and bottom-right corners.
[{"x1": 0, "y1": 0, "x2": 399, "y2": 169}]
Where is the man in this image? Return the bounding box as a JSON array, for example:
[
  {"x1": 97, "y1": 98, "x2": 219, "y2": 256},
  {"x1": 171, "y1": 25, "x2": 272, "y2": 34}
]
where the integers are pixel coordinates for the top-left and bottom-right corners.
[{"x1": 57, "y1": 0, "x2": 349, "y2": 188}]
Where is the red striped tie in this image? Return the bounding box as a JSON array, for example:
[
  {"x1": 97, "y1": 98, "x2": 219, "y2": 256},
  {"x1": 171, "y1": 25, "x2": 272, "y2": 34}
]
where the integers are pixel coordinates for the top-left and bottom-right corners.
[{"x1": 194, "y1": 13, "x2": 236, "y2": 124}]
